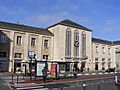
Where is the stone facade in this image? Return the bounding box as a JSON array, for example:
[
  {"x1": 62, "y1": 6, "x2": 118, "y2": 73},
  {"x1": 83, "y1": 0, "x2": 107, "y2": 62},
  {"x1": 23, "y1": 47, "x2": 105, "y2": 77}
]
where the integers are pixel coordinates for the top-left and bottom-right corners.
[{"x1": 0, "y1": 19, "x2": 120, "y2": 72}]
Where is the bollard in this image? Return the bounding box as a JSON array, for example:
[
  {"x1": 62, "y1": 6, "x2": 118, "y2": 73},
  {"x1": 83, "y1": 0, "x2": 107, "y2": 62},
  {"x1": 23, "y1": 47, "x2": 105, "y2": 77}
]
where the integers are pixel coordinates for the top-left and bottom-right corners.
[
  {"x1": 17, "y1": 74, "x2": 18, "y2": 84},
  {"x1": 23, "y1": 73, "x2": 25, "y2": 80},
  {"x1": 83, "y1": 83, "x2": 86, "y2": 90},
  {"x1": 98, "y1": 83, "x2": 100, "y2": 90},
  {"x1": 12, "y1": 72, "x2": 13, "y2": 82},
  {"x1": 115, "y1": 76, "x2": 118, "y2": 83}
]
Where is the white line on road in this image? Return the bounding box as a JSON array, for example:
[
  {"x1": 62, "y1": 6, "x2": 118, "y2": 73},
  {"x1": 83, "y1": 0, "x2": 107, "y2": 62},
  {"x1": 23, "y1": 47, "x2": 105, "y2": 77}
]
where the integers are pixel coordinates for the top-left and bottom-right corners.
[
  {"x1": 92, "y1": 73, "x2": 96, "y2": 75},
  {"x1": 85, "y1": 73, "x2": 89, "y2": 75},
  {"x1": 16, "y1": 86, "x2": 44, "y2": 90},
  {"x1": 30, "y1": 88, "x2": 48, "y2": 90},
  {"x1": 99, "y1": 73, "x2": 103, "y2": 74}
]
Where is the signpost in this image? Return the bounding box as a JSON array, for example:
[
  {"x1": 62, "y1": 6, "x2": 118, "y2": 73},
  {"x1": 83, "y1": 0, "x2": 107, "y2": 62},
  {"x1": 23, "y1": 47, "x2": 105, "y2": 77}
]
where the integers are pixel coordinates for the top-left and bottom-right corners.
[{"x1": 28, "y1": 51, "x2": 35, "y2": 80}]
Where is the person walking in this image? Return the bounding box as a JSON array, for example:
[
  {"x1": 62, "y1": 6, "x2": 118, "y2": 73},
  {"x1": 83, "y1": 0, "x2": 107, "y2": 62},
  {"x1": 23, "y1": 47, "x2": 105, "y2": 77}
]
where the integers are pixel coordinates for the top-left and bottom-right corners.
[{"x1": 42, "y1": 67, "x2": 47, "y2": 83}]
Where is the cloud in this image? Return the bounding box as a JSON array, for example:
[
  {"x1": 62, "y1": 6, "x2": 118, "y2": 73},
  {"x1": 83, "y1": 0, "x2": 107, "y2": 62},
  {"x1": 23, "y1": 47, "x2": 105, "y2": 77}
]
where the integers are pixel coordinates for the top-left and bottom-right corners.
[
  {"x1": 0, "y1": 4, "x2": 27, "y2": 16},
  {"x1": 33, "y1": 11, "x2": 70, "y2": 26},
  {"x1": 102, "y1": 19, "x2": 119, "y2": 33}
]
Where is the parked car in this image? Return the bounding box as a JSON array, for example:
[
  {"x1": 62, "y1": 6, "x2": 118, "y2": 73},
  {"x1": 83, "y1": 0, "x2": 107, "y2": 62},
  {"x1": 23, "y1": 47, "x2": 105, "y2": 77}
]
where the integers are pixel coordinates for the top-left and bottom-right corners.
[{"x1": 105, "y1": 68, "x2": 115, "y2": 72}]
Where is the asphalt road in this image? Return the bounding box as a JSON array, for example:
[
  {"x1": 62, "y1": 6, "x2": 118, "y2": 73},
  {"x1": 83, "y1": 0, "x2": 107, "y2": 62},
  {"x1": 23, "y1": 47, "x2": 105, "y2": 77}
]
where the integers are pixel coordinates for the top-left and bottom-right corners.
[
  {"x1": 12, "y1": 76, "x2": 119, "y2": 90},
  {"x1": 0, "y1": 79, "x2": 11, "y2": 90},
  {"x1": 1, "y1": 72, "x2": 120, "y2": 90}
]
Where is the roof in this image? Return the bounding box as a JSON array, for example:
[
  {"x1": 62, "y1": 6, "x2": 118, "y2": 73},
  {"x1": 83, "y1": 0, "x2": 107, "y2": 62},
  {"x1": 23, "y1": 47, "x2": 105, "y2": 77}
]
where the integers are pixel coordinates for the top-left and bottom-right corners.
[
  {"x1": 92, "y1": 38, "x2": 112, "y2": 45},
  {"x1": 0, "y1": 21, "x2": 54, "y2": 36},
  {"x1": 48, "y1": 19, "x2": 92, "y2": 31},
  {"x1": 92, "y1": 37, "x2": 120, "y2": 45},
  {"x1": 112, "y1": 41, "x2": 120, "y2": 45}
]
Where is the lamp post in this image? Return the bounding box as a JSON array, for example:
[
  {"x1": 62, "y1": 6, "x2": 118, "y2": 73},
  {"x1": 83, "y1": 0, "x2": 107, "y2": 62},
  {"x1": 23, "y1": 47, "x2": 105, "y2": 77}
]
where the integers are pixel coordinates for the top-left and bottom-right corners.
[
  {"x1": 28, "y1": 51, "x2": 35, "y2": 80},
  {"x1": 11, "y1": 59, "x2": 13, "y2": 82},
  {"x1": 30, "y1": 57, "x2": 32, "y2": 80}
]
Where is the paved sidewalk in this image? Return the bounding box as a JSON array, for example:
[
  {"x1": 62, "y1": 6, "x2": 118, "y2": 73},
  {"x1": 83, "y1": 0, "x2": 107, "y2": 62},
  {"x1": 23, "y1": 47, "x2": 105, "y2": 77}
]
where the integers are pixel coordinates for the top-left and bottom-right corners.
[{"x1": 9, "y1": 75, "x2": 115, "y2": 88}]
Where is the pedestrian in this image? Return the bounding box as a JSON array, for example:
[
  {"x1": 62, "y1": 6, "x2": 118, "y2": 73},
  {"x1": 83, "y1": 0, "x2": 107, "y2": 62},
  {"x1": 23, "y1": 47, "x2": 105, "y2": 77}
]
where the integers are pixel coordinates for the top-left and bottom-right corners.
[{"x1": 42, "y1": 67, "x2": 47, "y2": 83}]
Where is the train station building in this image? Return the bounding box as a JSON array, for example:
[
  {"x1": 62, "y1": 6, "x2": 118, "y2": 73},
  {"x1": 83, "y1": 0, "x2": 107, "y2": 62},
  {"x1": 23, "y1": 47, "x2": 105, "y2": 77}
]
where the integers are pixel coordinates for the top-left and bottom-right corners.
[{"x1": 0, "y1": 19, "x2": 120, "y2": 74}]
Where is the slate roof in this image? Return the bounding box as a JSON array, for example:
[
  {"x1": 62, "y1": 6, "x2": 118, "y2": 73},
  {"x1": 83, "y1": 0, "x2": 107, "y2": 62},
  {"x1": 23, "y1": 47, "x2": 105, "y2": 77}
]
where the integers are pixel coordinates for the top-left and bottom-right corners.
[
  {"x1": 0, "y1": 21, "x2": 54, "y2": 36},
  {"x1": 92, "y1": 38, "x2": 112, "y2": 45},
  {"x1": 48, "y1": 19, "x2": 92, "y2": 31},
  {"x1": 112, "y1": 41, "x2": 120, "y2": 45}
]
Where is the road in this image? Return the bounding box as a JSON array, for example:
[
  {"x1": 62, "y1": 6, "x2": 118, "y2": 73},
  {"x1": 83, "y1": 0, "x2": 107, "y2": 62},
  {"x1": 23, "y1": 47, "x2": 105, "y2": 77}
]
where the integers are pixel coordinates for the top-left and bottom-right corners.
[
  {"x1": 0, "y1": 79, "x2": 11, "y2": 90},
  {"x1": 0, "y1": 72, "x2": 120, "y2": 90},
  {"x1": 13, "y1": 76, "x2": 119, "y2": 90}
]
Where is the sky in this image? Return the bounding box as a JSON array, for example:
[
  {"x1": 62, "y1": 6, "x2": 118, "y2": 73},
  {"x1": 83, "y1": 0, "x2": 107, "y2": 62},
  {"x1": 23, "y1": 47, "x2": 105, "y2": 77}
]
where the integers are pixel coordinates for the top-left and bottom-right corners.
[{"x1": 0, "y1": 0, "x2": 120, "y2": 41}]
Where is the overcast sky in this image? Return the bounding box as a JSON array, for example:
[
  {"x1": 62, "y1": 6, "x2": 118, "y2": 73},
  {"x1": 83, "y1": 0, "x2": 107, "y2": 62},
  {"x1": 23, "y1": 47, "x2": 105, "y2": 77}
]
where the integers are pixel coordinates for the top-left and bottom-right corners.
[{"x1": 0, "y1": 0, "x2": 120, "y2": 40}]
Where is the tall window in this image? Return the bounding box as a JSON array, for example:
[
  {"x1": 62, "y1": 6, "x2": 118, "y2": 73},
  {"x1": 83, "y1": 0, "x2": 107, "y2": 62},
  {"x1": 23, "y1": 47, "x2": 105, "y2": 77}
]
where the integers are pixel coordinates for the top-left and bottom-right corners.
[
  {"x1": 102, "y1": 58, "x2": 105, "y2": 70},
  {"x1": 0, "y1": 34, "x2": 7, "y2": 43},
  {"x1": 96, "y1": 46, "x2": 98, "y2": 53},
  {"x1": 81, "y1": 31, "x2": 86, "y2": 57},
  {"x1": 74, "y1": 30, "x2": 79, "y2": 57},
  {"x1": 44, "y1": 40, "x2": 49, "y2": 48},
  {"x1": 14, "y1": 53, "x2": 22, "y2": 58},
  {"x1": 44, "y1": 39, "x2": 49, "y2": 48},
  {"x1": 0, "y1": 52, "x2": 7, "y2": 57},
  {"x1": 65, "y1": 28, "x2": 71, "y2": 57},
  {"x1": 108, "y1": 58, "x2": 111, "y2": 68},
  {"x1": 31, "y1": 38, "x2": 36, "y2": 46},
  {"x1": 16, "y1": 36, "x2": 22, "y2": 45},
  {"x1": 102, "y1": 46, "x2": 105, "y2": 54},
  {"x1": 108, "y1": 48, "x2": 111, "y2": 55}
]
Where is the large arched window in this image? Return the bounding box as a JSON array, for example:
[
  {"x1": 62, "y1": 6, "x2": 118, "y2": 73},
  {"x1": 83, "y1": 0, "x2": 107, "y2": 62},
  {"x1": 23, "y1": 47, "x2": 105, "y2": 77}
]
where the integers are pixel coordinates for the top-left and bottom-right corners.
[
  {"x1": 81, "y1": 31, "x2": 86, "y2": 57},
  {"x1": 65, "y1": 28, "x2": 71, "y2": 57},
  {"x1": 74, "y1": 30, "x2": 79, "y2": 58}
]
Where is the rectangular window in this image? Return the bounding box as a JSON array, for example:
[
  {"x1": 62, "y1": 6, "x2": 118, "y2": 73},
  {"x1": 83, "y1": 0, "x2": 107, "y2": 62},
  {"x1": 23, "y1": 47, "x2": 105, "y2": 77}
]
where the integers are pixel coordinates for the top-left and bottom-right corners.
[
  {"x1": 0, "y1": 52, "x2": 7, "y2": 57},
  {"x1": 108, "y1": 58, "x2": 111, "y2": 68},
  {"x1": 108, "y1": 48, "x2": 111, "y2": 55},
  {"x1": 44, "y1": 40, "x2": 49, "y2": 48},
  {"x1": 31, "y1": 38, "x2": 36, "y2": 46},
  {"x1": 96, "y1": 46, "x2": 98, "y2": 53},
  {"x1": 0, "y1": 35, "x2": 7, "y2": 43},
  {"x1": 16, "y1": 36, "x2": 22, "y2": 45},
  {"x1": 95, "y1": 58, "x2": 98, "y2": 61},
  {"x1": 14, "y1": 53, "x2": 22, "y2": 58},
  {"x1": 43, "y1": 55, "x2": 48, "y2": 60},
  {"x1": 102, "y1": 47, "x2": 105, "y2": 54}
]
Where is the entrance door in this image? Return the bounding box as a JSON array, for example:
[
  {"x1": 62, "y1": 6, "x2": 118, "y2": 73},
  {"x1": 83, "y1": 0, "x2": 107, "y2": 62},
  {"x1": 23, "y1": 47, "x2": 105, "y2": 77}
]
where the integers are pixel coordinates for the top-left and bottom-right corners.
[{"x1": 95, "y1": 62, "x2": 98, "y2": 70}]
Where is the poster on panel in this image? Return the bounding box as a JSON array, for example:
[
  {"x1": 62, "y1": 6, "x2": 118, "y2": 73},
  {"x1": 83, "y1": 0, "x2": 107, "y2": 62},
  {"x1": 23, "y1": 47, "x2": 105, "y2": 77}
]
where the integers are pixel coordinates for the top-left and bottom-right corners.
[
  {"x1": 36, "y1": 61, "x2": 46, "y2": 76},
  {"x1": 50, "y1": 64, "x2": 57, "y2": 78}
]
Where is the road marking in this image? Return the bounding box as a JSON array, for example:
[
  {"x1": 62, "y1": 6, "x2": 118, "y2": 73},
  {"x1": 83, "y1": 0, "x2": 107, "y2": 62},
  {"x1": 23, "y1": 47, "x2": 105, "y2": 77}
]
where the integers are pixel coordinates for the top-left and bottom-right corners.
[
  {"x1": 92, "y1": 73, "x2": 96, "y2": 75},
  {"x1": 85, "y1": 73, "x2": 89, "y2": 75},
  {"x1": 31, "y1": 88, "x2": 48, "y2": 90},
  {"x1": 105, "y1": 72, "x2": 108, "y2": 74},
  {"x1": 16, "y1": 86, "x2": 44, "y2": 90},
  {"x1": 99, "y1": 72, "x2": 103, "y2": 74},
  {"x1": 77, "y1": 73, "x2": 82, "y2": 76},
  {"x1": 110, "y1": 72, "x2": 113, "y2": 74}
]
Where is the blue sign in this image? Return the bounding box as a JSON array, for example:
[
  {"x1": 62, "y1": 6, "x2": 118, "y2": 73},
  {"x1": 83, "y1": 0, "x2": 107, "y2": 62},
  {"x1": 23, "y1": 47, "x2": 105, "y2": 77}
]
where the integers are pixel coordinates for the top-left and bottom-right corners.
[{"x1": 28, "y1": 51, "x2": 35, "y2": 58}]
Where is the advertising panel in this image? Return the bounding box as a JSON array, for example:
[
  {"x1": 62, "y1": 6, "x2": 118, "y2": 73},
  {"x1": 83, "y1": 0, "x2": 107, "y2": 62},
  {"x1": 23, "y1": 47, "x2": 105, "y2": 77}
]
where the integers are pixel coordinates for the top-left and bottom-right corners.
[
  {"x1": 50, "y1": 64, "x2": 57, "y2": 78},
  {"x1": 36, "y1": 61, "x2": 46, "y2": 76}
]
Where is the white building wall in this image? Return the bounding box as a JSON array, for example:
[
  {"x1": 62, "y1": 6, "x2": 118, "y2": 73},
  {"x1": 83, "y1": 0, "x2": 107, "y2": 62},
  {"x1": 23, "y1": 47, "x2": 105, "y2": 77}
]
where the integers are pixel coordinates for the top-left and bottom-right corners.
[
  {"x1": 92, "y1": 42, "x2": 116, "y2": 71},
  {"x1": 48, "y1": 24, "x2": 92, "y2": 70}
]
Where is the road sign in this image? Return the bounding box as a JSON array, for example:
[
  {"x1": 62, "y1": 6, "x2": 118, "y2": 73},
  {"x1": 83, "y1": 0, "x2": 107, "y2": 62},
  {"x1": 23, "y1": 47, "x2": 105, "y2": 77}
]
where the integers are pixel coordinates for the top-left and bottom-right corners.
[{"x1": 28, "y1": 51, "x2": 35, "y2": 58}]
